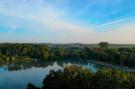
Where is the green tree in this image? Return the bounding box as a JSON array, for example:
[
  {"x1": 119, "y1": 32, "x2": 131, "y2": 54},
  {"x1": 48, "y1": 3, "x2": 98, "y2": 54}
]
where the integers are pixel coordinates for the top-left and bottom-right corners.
[
  {"x1": 99, "y1": 42, "x2": 109, "y2": 49},
  {"x1": 58, "y1": 48, "x2": 65, "y2": 57},
  {"x1": 26, "y1": 65, "x2": 135, "y2": 89},
  {"x1": 120, "y1": 54, "x2": 127, "y2": 65},
  {"x1": 41, "y1": 46, "x2": 49, "y2": 60},
  {"x1": 26, "y1": 83, "x2": 39, "y2": 89}
]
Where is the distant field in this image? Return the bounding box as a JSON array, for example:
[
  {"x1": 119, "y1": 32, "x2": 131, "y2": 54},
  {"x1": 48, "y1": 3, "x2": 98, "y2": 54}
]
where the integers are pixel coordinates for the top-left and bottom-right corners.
[
  {"x1": 86, "y1": 44, "x2": 135, "y2": 48},
  {"x1": 45, "y1": 43, "x2": 135, "y2": 48},
  {"x1": 108, "y1": 44, "x2": 135, "y2": 48},
  {"x1": 1, "y1": 43, "x2": 135, "y2": 48}
]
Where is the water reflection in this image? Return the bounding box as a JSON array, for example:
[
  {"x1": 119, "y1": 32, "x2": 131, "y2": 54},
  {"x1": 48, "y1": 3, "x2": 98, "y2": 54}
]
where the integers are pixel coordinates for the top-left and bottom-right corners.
[{"x1": 0, "y1": 60, "x2": 100, "y2": 89}]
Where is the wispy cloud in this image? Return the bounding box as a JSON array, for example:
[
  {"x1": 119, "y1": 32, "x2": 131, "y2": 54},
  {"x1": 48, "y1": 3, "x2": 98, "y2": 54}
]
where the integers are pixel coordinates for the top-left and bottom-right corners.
[{"x1": 0, "y1": 0, "x2": 135, "y2": 43}]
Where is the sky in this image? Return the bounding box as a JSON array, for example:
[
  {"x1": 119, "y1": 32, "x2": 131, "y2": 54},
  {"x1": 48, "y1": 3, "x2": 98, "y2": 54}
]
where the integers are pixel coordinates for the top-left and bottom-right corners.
[{"x1": 0, "y1": 0, "x2": 135, "y2": 44}]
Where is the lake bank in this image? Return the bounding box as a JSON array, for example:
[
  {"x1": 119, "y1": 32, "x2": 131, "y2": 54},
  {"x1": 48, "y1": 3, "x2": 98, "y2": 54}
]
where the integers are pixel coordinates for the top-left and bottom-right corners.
[{"x1": 89, "y1": 59, "x2": 135, "y2": 72}]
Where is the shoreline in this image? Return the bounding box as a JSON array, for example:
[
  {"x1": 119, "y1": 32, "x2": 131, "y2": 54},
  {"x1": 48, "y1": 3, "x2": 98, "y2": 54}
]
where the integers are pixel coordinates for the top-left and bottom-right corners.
[{"x1": 89, "y1": 59, "x2": 135, "y2": 72}]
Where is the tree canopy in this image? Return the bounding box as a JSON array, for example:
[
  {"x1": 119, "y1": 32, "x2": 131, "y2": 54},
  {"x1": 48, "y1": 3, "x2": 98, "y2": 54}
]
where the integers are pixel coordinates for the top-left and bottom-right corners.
[
  {"x1": 0, "y1": 43, "x2": 135, "y2": 67},
  {"x1": 26, "y1": 65, "x2": 135, "y2": 89}
]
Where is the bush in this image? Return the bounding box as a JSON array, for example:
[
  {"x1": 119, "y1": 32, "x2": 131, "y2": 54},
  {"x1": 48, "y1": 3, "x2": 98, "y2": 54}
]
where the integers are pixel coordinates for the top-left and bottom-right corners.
[{"x1": 26, "y1": 65, "x2": 135, "y2": 89}]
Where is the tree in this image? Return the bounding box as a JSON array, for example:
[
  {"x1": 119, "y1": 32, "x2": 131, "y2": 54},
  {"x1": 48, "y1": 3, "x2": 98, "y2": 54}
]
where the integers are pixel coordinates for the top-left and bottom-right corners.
[
  {"x1": 120, "y1": 54, "x2": 127, "y2": 65},
  {"x1": 58, "y1": 48, "x2": 65, "y2": 57},
  {"x1": 99, "y1": 42, "x2": 109, "y2": 49},
  {"x1": 41, "y1": 46, "x2": 49, "y2": 60},
  {"x1": 26, "y1": 65, "x2": 135, "y2": 89},
  {"x1": 26, "y1": 83, "x2": 39, "y2": 89}
]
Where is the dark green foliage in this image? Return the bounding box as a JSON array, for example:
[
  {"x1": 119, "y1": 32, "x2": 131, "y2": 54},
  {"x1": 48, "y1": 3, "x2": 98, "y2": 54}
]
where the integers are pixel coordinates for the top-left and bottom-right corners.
[
  {"x1": 99, "y1": 42, "x2": 109, "y2": 48},
  {"x1": 0, "y1": 43, "x2": 135, "y2": 67},
  {"x1": 26, "y1": 83, "x2": 40, "y2": 89},
  {"x1": 26, "y1": 65, "x2": 135, "y2": 89}
]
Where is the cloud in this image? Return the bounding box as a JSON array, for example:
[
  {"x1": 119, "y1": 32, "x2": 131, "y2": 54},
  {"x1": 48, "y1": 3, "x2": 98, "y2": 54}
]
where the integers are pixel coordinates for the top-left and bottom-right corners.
[
  {"x1": 0, "y1": 0, "x2": 135, "y2": 43},
  {"x1": 0, "y1": 0, "x2": 94, "y2": 33},
  {"x1": 63, "y1": 22, "x2": 135, "y2": 44},
  {"x1": 101, "y1": 23, "x2": 135, "y2": 44}
]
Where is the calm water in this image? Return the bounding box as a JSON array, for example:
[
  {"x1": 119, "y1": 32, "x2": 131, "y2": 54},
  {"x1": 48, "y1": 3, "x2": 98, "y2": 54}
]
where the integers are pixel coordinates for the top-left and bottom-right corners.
[{"x1": 0, "y1": 60, "x2": 102, "y2": 89}]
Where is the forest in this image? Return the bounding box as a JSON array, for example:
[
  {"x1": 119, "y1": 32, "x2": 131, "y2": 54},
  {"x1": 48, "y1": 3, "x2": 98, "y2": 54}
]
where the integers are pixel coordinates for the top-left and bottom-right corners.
[
  {"x1": 0, "y1": 42, "x2": 135, "y2": 67},
  {"x1": 26, "y1": 65, "x2": 135, "y2": 89}
]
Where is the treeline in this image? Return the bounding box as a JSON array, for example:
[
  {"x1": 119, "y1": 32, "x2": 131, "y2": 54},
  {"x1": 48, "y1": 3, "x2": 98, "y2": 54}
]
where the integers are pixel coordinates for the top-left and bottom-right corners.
[
  {"x1": 26, "y1": 65, "x2": 135, "y2": 89},
  {"x1": 0, "y1": 43, "x2": 83, "y2": 61},
  {"x1": 0, "y1": 43, "x2": 135, "y2": 67}
]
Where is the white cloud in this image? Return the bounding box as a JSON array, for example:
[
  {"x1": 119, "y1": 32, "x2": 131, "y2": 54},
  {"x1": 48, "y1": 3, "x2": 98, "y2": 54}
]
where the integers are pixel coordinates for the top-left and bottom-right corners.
[{"x1": 0, "y1": 0, "x2": 135, "y2": 43}]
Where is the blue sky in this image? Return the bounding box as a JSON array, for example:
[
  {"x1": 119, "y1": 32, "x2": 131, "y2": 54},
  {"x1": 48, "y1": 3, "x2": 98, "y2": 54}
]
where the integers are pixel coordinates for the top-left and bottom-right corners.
[{"x1": 0, "y1": 0, "x2": 135, "y2": 43}]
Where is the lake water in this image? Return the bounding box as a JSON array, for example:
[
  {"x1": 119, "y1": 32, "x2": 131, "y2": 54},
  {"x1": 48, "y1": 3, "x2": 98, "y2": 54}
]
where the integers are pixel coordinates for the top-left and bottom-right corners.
[{"x1": 0, "y1": 60, "x2": 102, "y2": 89}]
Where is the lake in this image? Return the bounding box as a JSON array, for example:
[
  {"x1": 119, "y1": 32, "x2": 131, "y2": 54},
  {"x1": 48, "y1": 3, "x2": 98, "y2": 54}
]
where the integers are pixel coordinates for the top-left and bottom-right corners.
[{"x1": 0, "y1": 60, "x2": 103, "y2": 89}]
